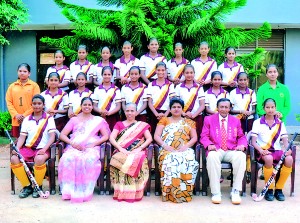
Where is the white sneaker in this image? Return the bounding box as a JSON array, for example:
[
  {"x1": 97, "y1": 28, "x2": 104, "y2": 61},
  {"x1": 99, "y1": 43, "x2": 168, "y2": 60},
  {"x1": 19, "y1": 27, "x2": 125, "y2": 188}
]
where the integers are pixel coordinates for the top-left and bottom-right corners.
[
  {"x1": 230, "y1": 189, "x2": 241, "y2": 205},
  {"x1": 211, "y1": 193, "x2": 222, "y2": 204}
]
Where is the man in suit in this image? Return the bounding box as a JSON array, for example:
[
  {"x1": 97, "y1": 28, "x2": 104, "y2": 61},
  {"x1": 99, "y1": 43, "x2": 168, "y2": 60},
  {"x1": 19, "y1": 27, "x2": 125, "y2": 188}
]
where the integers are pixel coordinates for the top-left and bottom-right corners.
[{"x1": 200, "y1": 98, "x2": 247, "y2": 205}]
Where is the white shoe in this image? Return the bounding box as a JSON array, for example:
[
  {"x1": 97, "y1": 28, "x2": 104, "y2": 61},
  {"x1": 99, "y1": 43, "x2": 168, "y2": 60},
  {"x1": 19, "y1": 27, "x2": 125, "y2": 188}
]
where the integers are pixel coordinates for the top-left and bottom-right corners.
[
  {"x1": 230, "y1": 189, "x2": 241, "y2": 205},
  {"x1": 211, "y1": 193, "x2": 222, "y2": 204}
]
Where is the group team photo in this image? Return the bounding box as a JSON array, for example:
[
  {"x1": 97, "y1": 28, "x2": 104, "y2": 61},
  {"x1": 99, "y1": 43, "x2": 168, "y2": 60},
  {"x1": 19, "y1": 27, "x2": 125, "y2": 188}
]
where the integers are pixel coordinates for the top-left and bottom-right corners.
[{"x1": 5, "y1": 37, "x2": 294, "y2": 205}]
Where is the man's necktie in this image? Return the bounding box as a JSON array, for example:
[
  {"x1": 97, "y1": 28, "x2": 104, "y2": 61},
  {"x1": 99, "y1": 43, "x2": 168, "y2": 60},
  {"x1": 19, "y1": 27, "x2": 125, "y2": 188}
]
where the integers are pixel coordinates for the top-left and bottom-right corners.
[{"x1": 221, "y1": 118, "x2": 227, "y2": 151}]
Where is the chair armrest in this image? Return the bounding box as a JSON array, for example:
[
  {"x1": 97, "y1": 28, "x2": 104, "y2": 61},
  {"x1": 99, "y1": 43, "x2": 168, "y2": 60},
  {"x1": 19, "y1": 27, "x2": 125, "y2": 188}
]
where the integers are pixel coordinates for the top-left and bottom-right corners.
[
  {"x1": 195, "y1": 143, "x2": 201, "y2": 151},
  {"x1": 147, "y1": 143, "x2": 154, "y2": 159},
  {"x1": 195, "y1": 143, "x2": 201, "y2": 163},
  {"x1": 49, "y1": 134, "x2": 60, "y2": 159},
  {"x1": 249, "y1": 145, "x2": 255, "y2": 162},
  {"x1": 49, "y1": 143, "x2": 57, "y2": 159},
  {"x1": 57, "y1": 141, "x2": 65, "y2": 159},
  {"x1": 105, "y1": 142, "x2": 112, "y2": 160},
  {"x1": 200, "y1": 144, "x2": 206, "y2": 163},
  {"x1": 99, "y1": 142, "x2": 106, "y2": 160}
]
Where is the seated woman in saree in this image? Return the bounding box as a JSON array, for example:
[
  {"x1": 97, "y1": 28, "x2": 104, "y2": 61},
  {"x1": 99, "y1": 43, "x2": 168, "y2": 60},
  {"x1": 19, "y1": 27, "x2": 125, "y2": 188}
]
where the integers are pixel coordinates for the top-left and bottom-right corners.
[
  {"x1": 58, "y1": 97, "x2": 109, "y2": 203},
  {"x1": 109, "y1": 102, "x2": 152, "y2": 202},
  {"x1": 154, "y1": 98, "x2": 199, "y2": 203}
]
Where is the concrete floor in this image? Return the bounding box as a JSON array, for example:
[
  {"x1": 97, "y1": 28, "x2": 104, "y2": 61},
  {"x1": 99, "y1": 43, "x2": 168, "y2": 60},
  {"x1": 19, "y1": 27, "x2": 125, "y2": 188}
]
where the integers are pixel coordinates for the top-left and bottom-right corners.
[{"x1": 1, "y1": 144, "x2": 300, "y2": 223}]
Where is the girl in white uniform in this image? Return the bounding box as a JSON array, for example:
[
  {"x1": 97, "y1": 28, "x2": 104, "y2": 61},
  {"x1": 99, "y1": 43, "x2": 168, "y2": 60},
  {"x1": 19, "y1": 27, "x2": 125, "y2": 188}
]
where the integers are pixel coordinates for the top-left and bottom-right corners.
[
  {"x1": 205, "y1": 71, "x2": 229, "y2": 115},
  {"x1": 167, "y1": 42, "x2": 189, "y2": 85},
  {"x1": 140, "y1": 38, "x2": 168, "y2": 84},
  {"x1": 69, "y1": 45, "x2": 94, "y2": 91},
  {"x1": 191, "y1": 41, "x2": 217, "y2": 91},
  {"x1": 218, "y1": 47, "x2": 244, "y2": 91},
  {"x1": 93, "y1": 46, "x2": 115, "y2": 86},
  {"x1": 41, "y1": 72, "x2": 69, "y2": 131},
  {"x1": 45, "y1": 50, "x2": 71, "y2": 92},
  {"x1": 115, "y1": 41, "x2": 141, "y2": 88},
  {"x1": 68, "y1": 72, "x2": 93, "y2": 118},
  {"x1": 93, "y1": 66, "x2": 121, "y2": 131}
]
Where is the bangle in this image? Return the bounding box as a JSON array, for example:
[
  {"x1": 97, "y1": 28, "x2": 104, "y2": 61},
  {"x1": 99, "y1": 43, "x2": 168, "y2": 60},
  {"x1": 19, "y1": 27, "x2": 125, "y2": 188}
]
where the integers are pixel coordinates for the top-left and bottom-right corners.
[{"x1": 162, "y1": 142, "x2": 166, "y2": 148}]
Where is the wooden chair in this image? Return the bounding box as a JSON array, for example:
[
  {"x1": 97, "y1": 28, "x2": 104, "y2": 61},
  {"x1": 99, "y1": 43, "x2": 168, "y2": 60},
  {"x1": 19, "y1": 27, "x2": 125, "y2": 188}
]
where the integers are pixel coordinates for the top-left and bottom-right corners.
[
  {"x1": 199, "y1": 144, "x2": 247, "y2": 196},
  {"x1": 10, "y1": 140, "x2": 58, "y2": 195},
  {"x1": 154, "y1": 143, "x2": 201, "y2": 196},
  {"x1": 57, "y1": 140, "x2": 107, "y2": 195},
  {"x1": 106, "y1": 143, "x2": 154, "y2": 196},
  {"x1": 249, "y1": 144, "x2": 296, "y2": 196}
]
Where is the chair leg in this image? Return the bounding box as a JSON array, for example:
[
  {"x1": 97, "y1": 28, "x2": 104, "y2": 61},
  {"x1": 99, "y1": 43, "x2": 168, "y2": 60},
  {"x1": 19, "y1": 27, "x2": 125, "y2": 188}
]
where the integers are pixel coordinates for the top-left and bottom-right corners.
[
  {"x1": 202, "y1": 161, "x2": 208, "y2": 196},
  {"x1": 194, "y1": 144, "x2": 200, "y2": 196},
  {"x1": 48, "y1": 159, "x2": 56, "y2": 195},
  {"x1": 201, "y1": 148, "x2": 208, "y2": 196},
  {"x1": 105, "y1": 143, "x2": 112, "y2": 195},
  {"x1": 290, "y1": 146, "x2": 296, "y2": 197},
  {"x1": 154, "y1": 144, "x2": 161, "y2": 196},
  {"x1": 98, "y1": 143, "x2": 105, "y2": 195},
  {"x1": 242, "y1": 171, "x2": 246, "y2": 197},
  {"x1": 11, "y1": 169, "x2": 15, "y2": 195},
  {"x1": 144, "y1": 144, "x2": 153, "y2": 197},
  {"x1": 230, "y1": 168, "x2": 233, "y2": 187},
  {"x1": 250, "y1": 161, "x2": 257, "y2": 196},
  {"x1": 290, "y1": 164, "x2": 295, "y2": 197}
]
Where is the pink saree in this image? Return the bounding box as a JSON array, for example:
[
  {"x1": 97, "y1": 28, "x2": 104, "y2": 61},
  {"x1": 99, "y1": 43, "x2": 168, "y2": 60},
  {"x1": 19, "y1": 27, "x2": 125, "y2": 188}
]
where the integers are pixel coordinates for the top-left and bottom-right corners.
[{"x1": 58, "y1": 116, "x2": 109, "y2": 203}]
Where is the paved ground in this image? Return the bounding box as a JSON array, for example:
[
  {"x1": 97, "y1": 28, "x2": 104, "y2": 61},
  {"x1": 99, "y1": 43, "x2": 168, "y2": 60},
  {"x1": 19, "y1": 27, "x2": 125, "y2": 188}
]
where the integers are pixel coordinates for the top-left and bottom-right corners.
[{"x1": 1, "y1": 144, "x2": 300, "y2": 223}]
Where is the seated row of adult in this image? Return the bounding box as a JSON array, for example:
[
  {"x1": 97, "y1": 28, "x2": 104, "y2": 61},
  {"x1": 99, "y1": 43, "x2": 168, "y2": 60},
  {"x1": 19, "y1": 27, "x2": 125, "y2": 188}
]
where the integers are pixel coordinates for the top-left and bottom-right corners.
[{"x1": 10, "y1": 95, "x2": 293, "y2": 204}]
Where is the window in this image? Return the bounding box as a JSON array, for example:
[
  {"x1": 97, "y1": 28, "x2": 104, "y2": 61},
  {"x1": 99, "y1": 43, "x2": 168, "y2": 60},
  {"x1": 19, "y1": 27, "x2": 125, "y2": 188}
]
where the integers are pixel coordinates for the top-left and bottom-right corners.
[{"x1": 237, "y1": 30, "x2": 285, "y2": 90}]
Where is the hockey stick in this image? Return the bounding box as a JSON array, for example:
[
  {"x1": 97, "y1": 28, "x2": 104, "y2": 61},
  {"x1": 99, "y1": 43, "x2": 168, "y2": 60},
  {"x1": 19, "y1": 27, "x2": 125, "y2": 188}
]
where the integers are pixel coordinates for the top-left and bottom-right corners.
[
  {"x1": 5, "y1": 130, "x2": 50, "y2": 199},
  {"x1": 252, "y1": 132, "x2": 298, "y2": 201}
]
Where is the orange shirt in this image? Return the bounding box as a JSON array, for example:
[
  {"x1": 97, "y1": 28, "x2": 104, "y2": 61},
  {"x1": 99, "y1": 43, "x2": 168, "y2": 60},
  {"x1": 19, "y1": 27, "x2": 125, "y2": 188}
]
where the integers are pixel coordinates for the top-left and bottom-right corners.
[{"x1": 6, "y1": 79, "x2": 40, "y2": 126}]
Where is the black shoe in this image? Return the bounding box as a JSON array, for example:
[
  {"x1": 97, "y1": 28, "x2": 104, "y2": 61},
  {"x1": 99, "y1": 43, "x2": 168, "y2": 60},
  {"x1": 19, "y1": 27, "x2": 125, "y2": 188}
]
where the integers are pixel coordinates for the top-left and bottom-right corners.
[
  {"x1": 19, "y1": 186, "x2": 33, "y2": 198},
  {"x1": 227, "y1": 173, "x2": 233, "y2": 181},
  {"x1": 246, "y1": 171, "x2": 251, "y2": 184},
  {"x1": 274, "y1": 189, "x2": 285, "y2": 201},
  {"x1": 265, "y1": 189, "x2": 274, "y2": 201},
  {"x1": 32, "y1": 186, "x2": 42, "y2": 198}
]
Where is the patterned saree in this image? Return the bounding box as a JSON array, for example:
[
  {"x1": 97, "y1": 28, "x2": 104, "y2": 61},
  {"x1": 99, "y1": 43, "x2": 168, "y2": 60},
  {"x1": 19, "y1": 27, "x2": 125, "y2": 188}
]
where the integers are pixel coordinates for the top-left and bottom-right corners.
[
  {"x1": 110, "y1": 121, "x2": 150, "y2": 202},
  {"x1": 158, "y1": 118, "x2": 199, "y2": 203}
]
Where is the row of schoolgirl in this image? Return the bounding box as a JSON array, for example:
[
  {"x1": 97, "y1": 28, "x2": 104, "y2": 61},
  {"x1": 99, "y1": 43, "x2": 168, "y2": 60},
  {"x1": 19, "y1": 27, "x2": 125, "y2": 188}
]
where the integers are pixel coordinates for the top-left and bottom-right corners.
[
  {"x1": 45, "y1": 61, "x2": 255, "y2": 141},
  {"x1": 45, "y1": 39, "x2": 244, "y2": 93}
]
